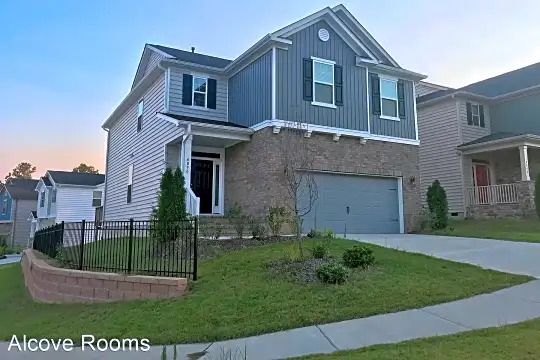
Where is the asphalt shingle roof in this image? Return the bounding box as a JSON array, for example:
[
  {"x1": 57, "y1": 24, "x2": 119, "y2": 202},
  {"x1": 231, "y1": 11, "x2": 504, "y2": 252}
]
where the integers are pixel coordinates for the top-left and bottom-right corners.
[
  {"x1": 161, "y1": 113, "x2": 249, "y2": 129},
  {"x1": 41, "y1": 176, "x2": 52, "y2": 186},
  {"x1": 149, "y1": 44, "x2": 232, "y2": 69},
  {"x1": 4, "y1": 179, "x2": 39, "y2": 200},
  {"x1": 47, "y1": 171, "x2": 105, "y2": 187},
  {"x1": 459, "y1": 132, "x2": 524, "y2": 147}
]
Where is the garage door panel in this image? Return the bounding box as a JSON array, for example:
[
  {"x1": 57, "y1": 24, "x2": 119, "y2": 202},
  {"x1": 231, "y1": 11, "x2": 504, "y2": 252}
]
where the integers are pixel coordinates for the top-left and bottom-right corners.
[{"x1": 298, "y1": 173, "x2": 400, "y2": 234}]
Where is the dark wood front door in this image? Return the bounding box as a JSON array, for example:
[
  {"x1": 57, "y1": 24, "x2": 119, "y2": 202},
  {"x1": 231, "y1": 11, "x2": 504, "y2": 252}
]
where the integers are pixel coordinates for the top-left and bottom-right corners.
[{"x1": 191, "y1": 159, "x2": 213, "y2": 214}]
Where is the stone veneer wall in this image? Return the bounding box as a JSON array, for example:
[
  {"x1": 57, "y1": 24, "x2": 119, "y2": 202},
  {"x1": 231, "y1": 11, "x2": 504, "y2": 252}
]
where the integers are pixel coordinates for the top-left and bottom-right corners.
[
  {"x1": 467, "y1": 181, "x2": 536, "y2": 219},
  {"x1": 21, "y1": 250, "x2": 188, "y2": 303},
  {"x1": 225, "y1": 127, "x2": 421, "y2": 232}
]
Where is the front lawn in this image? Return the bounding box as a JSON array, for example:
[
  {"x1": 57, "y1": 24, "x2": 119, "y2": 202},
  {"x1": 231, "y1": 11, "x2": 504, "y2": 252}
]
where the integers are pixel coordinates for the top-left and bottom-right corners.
[
  {"x1": 0, "y1": 239, "x2": 531, "y2": 345},
  {"x1": 428, "y1": 218, "x2": 540, "y2": 243},
  {"x1": 299, "y1": 318, "x2": 540, "y2": 360}
]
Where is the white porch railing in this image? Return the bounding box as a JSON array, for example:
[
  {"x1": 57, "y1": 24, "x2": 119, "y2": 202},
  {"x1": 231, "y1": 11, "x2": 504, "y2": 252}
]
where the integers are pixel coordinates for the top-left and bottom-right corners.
[
  {"x1": 186, "y1": 186, "x2": 200, "y2": 217},
  {"x1": 467, "y1": 184, "x2": 518, "y2": 205}
]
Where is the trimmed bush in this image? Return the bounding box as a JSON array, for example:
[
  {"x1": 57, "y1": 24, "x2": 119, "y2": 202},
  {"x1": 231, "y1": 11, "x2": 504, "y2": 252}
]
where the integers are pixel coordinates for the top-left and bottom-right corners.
[
  {"x1": 310, "y1": 243, "x2": 328, "y2": 259},
  {"x1": 316, "y1": 262, "x2": 349, "y2": 284},
  {"x1": 226, "y1": 203, "x2": 248, "y2": 239},
  {"x1": 426, "y1": 180, "x2": 449, "y2": 230},
  {"x1": 342, "y1": 245, "x2": 375, "y2": 269},
  {"x1": 536, "y1": 173, "x2": 540, "y2": 219},
  {"x1": 249, "y1": 217, "x2": 266, "y2": 239},
  {"x1": 267, "y1": 206, "x2": 288, "y2": 237}
]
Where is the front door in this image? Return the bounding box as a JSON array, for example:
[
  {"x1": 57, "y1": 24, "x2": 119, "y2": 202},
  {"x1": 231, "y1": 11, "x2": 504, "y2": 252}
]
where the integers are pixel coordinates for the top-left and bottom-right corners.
[
  {"x1": 191, "y1": 159, "x2": 213, "y2": 214},
  {"x1": 473, "y1": 163, "x2": 491, "y2": 204}
]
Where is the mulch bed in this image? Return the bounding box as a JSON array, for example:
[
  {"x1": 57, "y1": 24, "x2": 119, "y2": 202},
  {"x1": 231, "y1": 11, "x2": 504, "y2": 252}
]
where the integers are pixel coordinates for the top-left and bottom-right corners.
[{"x1": 197, "y1": 236, "x2": 295, "y2": 259}]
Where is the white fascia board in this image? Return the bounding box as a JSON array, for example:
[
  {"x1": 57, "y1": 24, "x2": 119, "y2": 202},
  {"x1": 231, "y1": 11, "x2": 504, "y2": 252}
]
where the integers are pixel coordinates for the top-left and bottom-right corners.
[
  {"x1": 156, "y1": 113, "x2": 253, "y2": 135},
  {"x1": 371, "y1": 62, "x2": 427, "y2": 81},
  {"x1": 458, "y1": 135, "x2": 540, "y2": 154},
  {"x1": 146, "y1": 45, "x2": 175, "y2": 59}
]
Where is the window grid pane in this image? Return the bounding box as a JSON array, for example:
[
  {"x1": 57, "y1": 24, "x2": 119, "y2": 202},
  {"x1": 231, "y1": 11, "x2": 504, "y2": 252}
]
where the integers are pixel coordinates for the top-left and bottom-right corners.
[
  {"x1": 381, "y1": 98, "x2": 398, "y2": 117},
  {"x1": 194, "y1": 77, "x2": 207, "y2": 93},
  {"x1": 314, "y1": 83, "x2": 333, "y2": 104},
  {"x1": 381, "y1": 79, "x2": 397, "y2": 99},
  {"x1": 314, "y1": 61, "x2": 333, "y2": 84},
  {"x1": 194, "y1": 92, "x2": 206, "y2": 107},
  {"x1": 472, "y1": 105, "x2": 479, "y2": 115}
]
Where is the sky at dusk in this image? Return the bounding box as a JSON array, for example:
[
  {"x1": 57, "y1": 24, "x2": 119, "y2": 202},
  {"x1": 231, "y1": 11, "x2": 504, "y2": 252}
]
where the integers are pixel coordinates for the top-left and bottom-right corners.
[{"x1": 1, "y1": 0, "x2": 539, "y2": 179}]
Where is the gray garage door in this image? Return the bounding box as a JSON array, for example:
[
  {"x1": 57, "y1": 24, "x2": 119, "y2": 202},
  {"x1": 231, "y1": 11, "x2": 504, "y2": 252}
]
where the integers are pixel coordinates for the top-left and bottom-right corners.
[{"x1": 298, "y1": 173, "x2": 400, "y2": 234}]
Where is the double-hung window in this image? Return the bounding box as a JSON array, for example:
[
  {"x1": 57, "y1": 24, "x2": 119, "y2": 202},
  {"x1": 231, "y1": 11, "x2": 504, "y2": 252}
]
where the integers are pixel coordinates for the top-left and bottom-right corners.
[
  {"x1": 137, "y1": 100, "x2": 144, "y2": 132},
  {"x1": 127, "y1": 165, "x2": 133, "y2": 204},
  {"x1": 51, "y1": 189, "x2": 57, "y2": 203},
  {"x1": 380, "y1": 78, "x2": 399, "y2": 119},
  {"x1": 92, "y1": 191, "x2": 102, "y2": 207},
  {"x1": 40, "y1": 191, "x2": 45, "y2": 208},
  {"x1": 312, "y1": 58, "x2": 335, "y2": 106},
  {"x1": 1, "y1": 199, "x2": 7, "y2": 215},
  {"x1": 471, "y1": 104, "x2": 481, "y2": 126},
  {"x1": 193, "y1": 77, "x2": 207, "y2": 107}
]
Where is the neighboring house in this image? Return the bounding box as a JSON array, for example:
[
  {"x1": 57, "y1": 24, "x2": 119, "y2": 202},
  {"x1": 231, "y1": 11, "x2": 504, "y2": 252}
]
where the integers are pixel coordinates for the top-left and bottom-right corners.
[
  {"x1": 102, "y1": 4, "x2": 426, "y2": 234},
  {"x1": 416, "y1": 62, "x2": 540, "y2": 219},
  {"x1": 34, "y1": 171, "x2": 105, "y2": 232},
  {"x1": 0, "y1": 178, "x2": 39, "y2": 247}
]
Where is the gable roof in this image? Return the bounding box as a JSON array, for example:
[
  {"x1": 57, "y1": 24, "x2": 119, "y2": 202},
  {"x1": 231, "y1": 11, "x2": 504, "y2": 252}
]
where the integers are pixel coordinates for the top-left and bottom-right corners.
[
  {"x1": 418, "y1": 62, "x2": 540, "y2": 104},
  {"x1": 47, "y1": 171, "x2": 105, "y2": 187},
  {"x1": 4, "y1": 178, "x2": 39, "y2": 200},
  {"x1": 149, "y1": 45, "x2": 232, "y2": 68}
]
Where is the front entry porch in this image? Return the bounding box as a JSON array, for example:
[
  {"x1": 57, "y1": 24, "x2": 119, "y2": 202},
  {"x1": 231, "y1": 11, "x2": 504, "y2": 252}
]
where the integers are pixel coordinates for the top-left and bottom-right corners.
[
  {"x1": 159, "y1": 113, "x2": 253, "y2": 217},
  {"x1": 458, "y1": 135, "x2": 540, "y2": 219}
]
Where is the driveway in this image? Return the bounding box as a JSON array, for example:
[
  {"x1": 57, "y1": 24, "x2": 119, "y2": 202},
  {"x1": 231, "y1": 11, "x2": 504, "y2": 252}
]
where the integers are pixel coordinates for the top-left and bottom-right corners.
[
  {"x1": 0, "y1": 255, "x2": 21, "y2": 266},
  {"x1": 347, "y1": 234, "x2": 540, "y2": 278}
]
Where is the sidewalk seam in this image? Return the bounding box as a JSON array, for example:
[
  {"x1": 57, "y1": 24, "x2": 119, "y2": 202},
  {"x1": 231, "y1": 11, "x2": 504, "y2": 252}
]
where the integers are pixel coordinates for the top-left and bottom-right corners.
[
  {"x1": 418, "y1": 308, "x2": 474, "y2": 330},
  {"x1": 315, "y1": 325, "x2": 339, "y2": 351}
]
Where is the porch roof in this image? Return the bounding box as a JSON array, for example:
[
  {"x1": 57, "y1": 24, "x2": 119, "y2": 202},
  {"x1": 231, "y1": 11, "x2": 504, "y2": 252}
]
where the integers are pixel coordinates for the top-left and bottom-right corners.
[
  {"x1": 159, "y1": 113, "x2": 249, "y2": 129},
  {"x1": 458, "y1": 132, "x2": 540, "y2": 154}
]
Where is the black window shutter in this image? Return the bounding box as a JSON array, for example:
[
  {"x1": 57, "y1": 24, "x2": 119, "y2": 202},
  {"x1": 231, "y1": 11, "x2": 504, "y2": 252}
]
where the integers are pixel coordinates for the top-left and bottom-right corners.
[
  {"x1": 370, "y1": 73, "x2": 381, "y2": 115},
  {"x1": 207, "y1": 79, "x2": 217, "y2": 109},
  {"x1": 397, "y1": 79, "x2": 406, "y2": 119},
  {"x1": 182, "y1": 74, "x2": 193, "y2": 105},
  {"x1": 334, "y1": 65, "x2": 343, "y2": 106},
  {"x1": 466, "y1": 102, "x2": 473, "y2": 125},
  {"x1": 479, "y1": 105, "x2": 485, "y2": 128},
  {"x1": 303, "y1": 58, "x2": 313, "y2": 101}
]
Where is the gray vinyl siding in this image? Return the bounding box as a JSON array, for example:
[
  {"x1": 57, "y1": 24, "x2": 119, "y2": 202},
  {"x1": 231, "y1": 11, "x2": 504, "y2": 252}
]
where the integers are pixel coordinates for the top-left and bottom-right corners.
[
  {"x1": 490, "y1": 92, "x2": 540, "y2": 135},
  {"x1": 369, "y1": 78, "x2": 416, "y2": 139},
  {"x1": 417, "y1": 99, "x2": 464, "y2": 213},
  {"x1": 459, "y1": 100, "x2": 491, "y2": 143},
  {"x1": 415, "y1": 82, "x2": 446, "y2": 97},
  {"x1": 228, "y1": 50, "x2": 272, "y2": 127},
  {"x1": 143, "y1": 51, "x2": 166, "y2": 78},
  {"x1": 168, "y1": 68, "x2": 228, "y2": 121},
  {"x1": 11, "y1": 199, "x2": 35, "y2": 247},
  {"x1": 276, "y1": 21, "x2": 368, "y2": 131},
  {"x1": 105, "y1": 73, "x2": 185, "y2": 221}
]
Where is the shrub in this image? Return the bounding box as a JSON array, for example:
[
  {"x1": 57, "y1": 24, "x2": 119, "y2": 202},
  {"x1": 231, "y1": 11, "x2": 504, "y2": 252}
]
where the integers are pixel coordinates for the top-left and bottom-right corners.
[
  {"x1": 267, "y1": 206, "x2": 288, "y2": 237},
  {"x1": 316, "y1": 262, "x2": 349, "y2": 284},
  {"x1": 342, "y1": 245, "x2": 375, "y2": 269},
  {"x1": 0, "y1": 245, "x2": 6, "y2": 260},
  {"x1": 226, "y1": 203, "x2": 248, "y2": 239},
  {"x1": 54, "y1": 245, "x2": 71, "y2": 267},
  {"x1": 325, "y1": 229, "x2": 334, "y2": 239},
  {"x1": 212, "y1": 222, "x2": 223, "y2": 240},
  {"x1": 307, "y1": 229, "x2": 323, "y2": 238},
  {"x1": 536, "y1": 173, "x2": 540, "y2": 219},
  {"x1": 426, "y1": 180, "x2": 449, "y2": 230},
  {"x1": 249, "y1": 217, "x2": 266, "y2": 239},
  {"x1": 310, "y1": 243, "x2": 328, "y2": 259}
]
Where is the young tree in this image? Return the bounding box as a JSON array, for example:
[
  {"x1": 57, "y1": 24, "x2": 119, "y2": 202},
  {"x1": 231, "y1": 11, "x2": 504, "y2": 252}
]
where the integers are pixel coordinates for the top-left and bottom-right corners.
[
  {"x1": 426, "y1": 180, "x2": 449, "y2": 230},
  {"x1": 72, "y1": 163, "x2": 100, "y2": 174},
  {"x1": 280, "y1": 121, "x2": 319, "y2": 257},
  {"x1": 4, "y1": 162, "x2": 36, "y2": 181}
]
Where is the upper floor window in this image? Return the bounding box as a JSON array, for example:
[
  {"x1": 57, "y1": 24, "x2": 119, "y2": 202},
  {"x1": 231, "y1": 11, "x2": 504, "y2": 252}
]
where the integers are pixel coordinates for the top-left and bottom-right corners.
[
  {"x1": 313, "y1": 59, "x2": 335, "y2": 106},
  {"x1": 127, "y1": 165, "x2": 133, "y2": 204},
  {"x1": 92, "y1": 191, "x2": 103, "y2": 207},
  {"x1": 137, "y1": 100, "x2": 144, "y2": 132},
  {"x1": 1, "y1": 199, "x2": 7, "y2": 215},
  {"x1": 51, "y1": 189, "x2": 57, "y2": 203},
  {"x1": 40, "y1": 191, "x2": 45, "y2": 208},
  {"x1": 380, "y1": 78, "x2": 398, "y2": 119},
  {"x1": 466, "y1": 102, "x2": 485, "y2": 128},
  {"x1": 193, "y1": 77, "x2": 208, "y2": 107}
]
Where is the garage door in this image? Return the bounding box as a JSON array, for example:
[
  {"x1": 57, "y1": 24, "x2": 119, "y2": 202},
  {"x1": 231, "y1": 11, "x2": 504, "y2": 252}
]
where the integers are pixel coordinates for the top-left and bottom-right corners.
[{"x1": 298, "y1": 173, "x2": 400, "y2": 234}]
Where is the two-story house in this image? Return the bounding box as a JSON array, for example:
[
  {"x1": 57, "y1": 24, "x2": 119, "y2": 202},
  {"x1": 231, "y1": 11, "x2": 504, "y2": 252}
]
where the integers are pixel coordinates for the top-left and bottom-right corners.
[
  {"x1": 34, "y1": 171, "x2": 105, "y2": 233},
  {"x1": 0, "y1": 178, "x2": 38, "y2": 247},
  {"x1": 417, "y1": 62, "x2": 540, "y2": 219},
  {"x1": 102, "y1": 5, "x2": 426, "y2": 234}
]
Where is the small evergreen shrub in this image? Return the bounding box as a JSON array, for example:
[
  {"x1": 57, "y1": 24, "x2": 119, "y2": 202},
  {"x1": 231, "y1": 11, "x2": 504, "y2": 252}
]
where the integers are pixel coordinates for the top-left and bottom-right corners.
[
  {"x1": 325, "y1": 229, "x2": 335, "y2": 239},
  {"x1": 307, "y1": 229, "x2": 323, "y2": 238},
  {"x1": 535, "y1": 173, "x2": 540, "y2": 219},
  {"x1": 226, "y1": 202, "x2": 248, "y2": 239},
  {"x1": 342, "y1": 245, "x2": 375, "y2": 269},
  {"x1": 426, "y1": 180, "x2": 449, "y2": 230},
  {"x1": 316, "y1": 262, "x2": 349, "y2": 284},
  {"x1": 0, "y1": 245, "x2": 6, "y2": 260},
  {"x1": 212, "y1": 222, "x2": 223, "y2": 240},
  {"x1": 267, "y1": 206, "x2": 288, "y2": 237},
  {"x1": 310, "y1": 243, "x2": 328, "y2": 259},
  {"x1": 249, "y1": 217, "x2": 266, "y2": 239}
]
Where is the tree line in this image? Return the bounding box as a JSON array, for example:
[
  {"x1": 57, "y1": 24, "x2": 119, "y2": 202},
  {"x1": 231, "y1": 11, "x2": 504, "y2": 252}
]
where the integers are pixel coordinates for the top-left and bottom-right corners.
[{"x1": 3, "y1": 162, "x2": 100, "y2": 182}]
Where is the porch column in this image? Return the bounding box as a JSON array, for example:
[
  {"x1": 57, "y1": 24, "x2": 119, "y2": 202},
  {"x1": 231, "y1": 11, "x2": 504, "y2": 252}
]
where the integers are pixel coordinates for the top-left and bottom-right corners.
[
  {"x1": 519, "y1": 145, "x2": 530, "y2": 181},
  {"x1": 183, "y1": 134, "x2": 193, "y2": 186}
]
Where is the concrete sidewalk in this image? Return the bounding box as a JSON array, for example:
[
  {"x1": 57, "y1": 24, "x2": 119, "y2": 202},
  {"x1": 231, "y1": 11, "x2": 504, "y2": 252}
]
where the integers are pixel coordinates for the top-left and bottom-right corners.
[
  {"x1": 0, "y1": 255, "x2": 22, "y2": 266},
  {"x1": 3, "y1": 235, "x2": 540, "y2": 359}
]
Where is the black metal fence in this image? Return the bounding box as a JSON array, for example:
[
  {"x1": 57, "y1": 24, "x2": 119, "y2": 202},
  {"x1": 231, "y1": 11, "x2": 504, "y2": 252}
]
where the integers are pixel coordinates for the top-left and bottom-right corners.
[{"x1": 33, "y1": 218, "x2": 198, "y2": 279}]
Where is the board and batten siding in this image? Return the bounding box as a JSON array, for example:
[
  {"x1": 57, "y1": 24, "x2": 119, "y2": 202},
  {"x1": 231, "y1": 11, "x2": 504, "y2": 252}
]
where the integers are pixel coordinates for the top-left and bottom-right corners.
[
  {"x1": 459, "y1": 100, "x2": 491, "y2": 144},
  {"x1": 11, "y1": 199, "x2": 36, "y2": 247},
  {"x1": 490, "y1": 92, "x2": 540, "y2": 135},
  {"x1": 105, "y1": 73, "x2": 185, "y2": 221},
  {"x1": 369, "y1": 77, "x2": 416, "y2": 139},
  {"x1": 276, "y1": 21, "x2": 369, "y2": 131},
  {"x1": 56, "y1": 187, "x2": 99, "y2": 223},
  {"x1": 168, "y1": 68, "x2": 228, "y2": 121},
  {"x1": 415, "y1": 82, "x2": 447, "y2": 98},
  {"x1": 228, "y1": 50, "x2": 272, "y2": 127},
  {"x1": 417, "y1": 99, "x2": 464, "y2": 214}
]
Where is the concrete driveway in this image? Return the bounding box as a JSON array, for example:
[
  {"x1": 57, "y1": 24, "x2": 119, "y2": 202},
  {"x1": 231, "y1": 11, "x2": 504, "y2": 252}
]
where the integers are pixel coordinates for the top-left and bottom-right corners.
[
  {"x1": 0, "y1": 255, "x2": 21, "y2": 266},
  {"x1": 346, "y1": 234, "x2": 540, "y2": 278}
]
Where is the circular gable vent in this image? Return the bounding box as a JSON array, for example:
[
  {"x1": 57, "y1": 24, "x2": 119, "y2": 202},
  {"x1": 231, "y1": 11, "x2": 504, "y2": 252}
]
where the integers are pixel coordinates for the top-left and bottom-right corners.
[{"x1": 318, "y1": 28, "x2": 330, "y2": 42}]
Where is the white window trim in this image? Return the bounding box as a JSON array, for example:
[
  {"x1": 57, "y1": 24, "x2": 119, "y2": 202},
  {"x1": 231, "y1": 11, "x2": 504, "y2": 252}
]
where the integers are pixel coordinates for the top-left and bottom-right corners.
[
  {"x1": 380, "y1": 76, "x2": 400, "y2": 121},
  {"x1": 92, "y1": 190, "x2": 103, "y2": 207},
  {"x1": 470, "y1": 103, "x2": 481, "y2": 127},
  {"x1": 51, "y1": 189, "x2": 57, "y2": 203},
  {"x1": 311, "y1": 56, "x2": 336, "y2": 108},
  {"x1": 192, "y1": 76, "x2": 208, "y2": 108}
]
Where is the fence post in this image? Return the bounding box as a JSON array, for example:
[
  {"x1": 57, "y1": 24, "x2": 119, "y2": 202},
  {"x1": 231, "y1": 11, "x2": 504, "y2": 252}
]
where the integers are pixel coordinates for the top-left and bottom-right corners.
[
  {"x1": 127, "y1": 218, "x2": 134, "y2": 274},
  {"x1": 193, "y1": 217, "x2": 198, "y2": 281},
  {"x1": 79, "y1": 220, "x2": 86, "y2": 271},
  {"x1": 60, "y1": 221, "x2": 65, "y2": 249}
]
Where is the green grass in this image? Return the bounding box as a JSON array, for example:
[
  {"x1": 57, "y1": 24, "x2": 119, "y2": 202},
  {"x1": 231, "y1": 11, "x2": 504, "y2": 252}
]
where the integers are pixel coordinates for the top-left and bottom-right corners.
[
  {"x1": 299, "y1": 318, "x2": 540, "y2": 359},
  {"x1": 428, "y1": 218, "x2": 540, "y2": 243},
  {"x1": 0, "y1": 239, "x2": 531, "y2": 345}
]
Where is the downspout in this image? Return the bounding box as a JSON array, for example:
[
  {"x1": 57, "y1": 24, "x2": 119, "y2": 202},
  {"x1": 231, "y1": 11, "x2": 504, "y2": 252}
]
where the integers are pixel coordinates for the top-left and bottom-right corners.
[
  {"x1": 158, "y1": 63, "x2": 170, "y2": 113},
  {"x1": 10, "y1": 199, "x2": 18, "y2": 248},
  {"x1": 453, "y1": 93, "x2": 467, "y2": 217}
]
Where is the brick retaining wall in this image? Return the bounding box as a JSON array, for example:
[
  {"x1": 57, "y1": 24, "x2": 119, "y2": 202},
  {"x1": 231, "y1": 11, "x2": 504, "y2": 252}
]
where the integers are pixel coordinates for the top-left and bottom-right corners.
[
  {"x1": 467, "y1": 181, "x2": 536, "y2": 219},
  {"x1": 21, "y1": 250, "x2": 188, "y2": 303}
]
